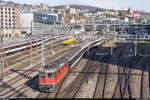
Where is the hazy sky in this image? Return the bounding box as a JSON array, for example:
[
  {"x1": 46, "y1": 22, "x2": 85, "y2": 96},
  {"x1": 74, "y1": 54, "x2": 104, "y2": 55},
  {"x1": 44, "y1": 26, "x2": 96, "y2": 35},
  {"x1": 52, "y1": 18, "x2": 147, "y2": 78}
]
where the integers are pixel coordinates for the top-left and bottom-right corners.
[{"x1": 5, "y1": 0, "x2": 150, "y2": 12}]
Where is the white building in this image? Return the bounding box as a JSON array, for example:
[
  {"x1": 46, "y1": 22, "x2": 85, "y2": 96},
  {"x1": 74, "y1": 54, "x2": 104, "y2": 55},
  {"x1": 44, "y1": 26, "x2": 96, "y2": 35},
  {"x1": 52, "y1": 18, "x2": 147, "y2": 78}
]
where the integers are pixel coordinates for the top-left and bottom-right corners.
[
  {"x1": 40, "y1": 3, "x2": 48, "y2": 10},
  {"x1": 20, "y1": 12, "x2": 34, "y2": 34},
  {"x1": 70, "y1": 8, "x2": 77, "y2": 14}
]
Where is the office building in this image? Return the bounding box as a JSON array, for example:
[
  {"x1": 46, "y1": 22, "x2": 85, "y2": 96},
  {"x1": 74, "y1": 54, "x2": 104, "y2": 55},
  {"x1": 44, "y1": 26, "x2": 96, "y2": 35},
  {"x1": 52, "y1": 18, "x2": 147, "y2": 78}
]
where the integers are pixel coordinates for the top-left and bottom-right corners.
[{"x1": 34, "y1": 12, "x2": 62, "y2": 24}]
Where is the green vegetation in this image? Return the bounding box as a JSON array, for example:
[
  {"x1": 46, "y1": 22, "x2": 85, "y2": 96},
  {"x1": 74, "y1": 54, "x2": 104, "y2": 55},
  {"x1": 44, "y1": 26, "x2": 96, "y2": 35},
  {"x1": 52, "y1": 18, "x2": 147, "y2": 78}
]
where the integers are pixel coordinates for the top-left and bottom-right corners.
[
  {"x1": 114, "y1": 40, "x2": 126, "y2": 43},
  {"x1": 105, "y1": 41, "x2": 112, "y2": 46},
  {"x1": 137, "y1": 41, "x2": 149, "y2": 44},
  {"x1": 105, "y1": 40, "x2": 126, "y2": 46},
  {"x1": 137, "y1": 41, "x2": 150, "y2": 49}
]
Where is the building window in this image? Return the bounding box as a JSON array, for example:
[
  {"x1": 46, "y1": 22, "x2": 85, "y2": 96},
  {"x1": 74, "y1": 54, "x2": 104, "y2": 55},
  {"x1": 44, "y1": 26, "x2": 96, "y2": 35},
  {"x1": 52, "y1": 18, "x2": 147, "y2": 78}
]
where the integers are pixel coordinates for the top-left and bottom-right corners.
[
  {"x1": 47, "y1": 73, "x2": 53, "y2": 78},
  {"x1": 5, "y1": 23, "x2": 7, "y2": 25},
  {"x1": 12, "y1": 8, "x2": 15, "y2": 10},
  {"x1": 5, "y1": 8, "x2": 7, "y2": 10},
  {"x1": 1, "y1": 8, "x2": 3, "y2": 10},
  {"x1": 12, "y1": 19, "x2": 15, "y2": 21},
  {"x1": 5, "y1": 15, "x2": 7, "y2": 18},
  {"x1": 12, "y1": 12, "x2": 15, "y2": 14},
  {"x1": 5, "y1": 12, "x2": 7, "y2": 14},
  {"x1": 9, "y1": 8, "x2": 11, "y2": 10},
  {"x1": 47, "y1": 72, "x2": 55, "y2": 78},
  {"x1": 9, "y1": 34, "x2": 11, "y2": 38},
  {"x1": 5, "y1": 34, "x2": 8, "y2": 38},
  {"x1": 39, "y1": 72, "x2": 45, "y2": 78}
]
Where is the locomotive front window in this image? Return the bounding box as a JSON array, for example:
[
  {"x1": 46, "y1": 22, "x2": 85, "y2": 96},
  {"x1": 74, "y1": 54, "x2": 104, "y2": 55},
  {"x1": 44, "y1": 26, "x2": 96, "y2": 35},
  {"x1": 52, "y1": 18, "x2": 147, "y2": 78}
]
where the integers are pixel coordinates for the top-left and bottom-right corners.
[
  {"x1": 40, "y1": 72, "x2": 45, "y2": 78},
  {"x1": 47, "y1": 72, "x2": 56, "y2": 78},
  {"x1": 47, "y1": 73, "x2": 53, "y2": 78}
]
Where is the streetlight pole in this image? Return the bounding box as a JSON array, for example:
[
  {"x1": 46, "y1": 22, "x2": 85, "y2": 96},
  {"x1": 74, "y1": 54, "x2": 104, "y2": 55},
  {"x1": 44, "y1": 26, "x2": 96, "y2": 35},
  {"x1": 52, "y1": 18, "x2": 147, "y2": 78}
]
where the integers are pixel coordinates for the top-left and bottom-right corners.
[
  {"x1": 135, "y1": 33, "x2": 137, "y2": 56},
  {"x1": 30, "y1": 21, "x2": 33, "y2": 66},
  {"x1": 41, "y1": 34, "x2": 45, "y2": 68},
  {"x1": 0, "y1": 32, "x2": 4, "y2": 80}
]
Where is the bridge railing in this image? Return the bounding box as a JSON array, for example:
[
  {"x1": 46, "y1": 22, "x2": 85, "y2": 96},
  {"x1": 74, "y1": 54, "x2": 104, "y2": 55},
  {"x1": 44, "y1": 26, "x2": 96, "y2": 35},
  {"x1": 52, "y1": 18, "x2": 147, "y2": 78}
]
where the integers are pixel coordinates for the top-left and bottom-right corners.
[{"x1": 116, "y1": 35, "x2": 150, "y2": 40}]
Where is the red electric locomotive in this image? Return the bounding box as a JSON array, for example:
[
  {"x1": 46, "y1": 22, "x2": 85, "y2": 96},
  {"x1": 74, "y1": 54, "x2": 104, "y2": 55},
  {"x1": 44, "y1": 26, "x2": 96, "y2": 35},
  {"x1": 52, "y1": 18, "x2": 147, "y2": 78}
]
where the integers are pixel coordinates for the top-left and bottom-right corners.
[
  {"x1": 39, "y1": 46, "x2": 82, "y2": 92},
  {"x1": 39, "y1": 56, "x2": 69, "y2": 92}
]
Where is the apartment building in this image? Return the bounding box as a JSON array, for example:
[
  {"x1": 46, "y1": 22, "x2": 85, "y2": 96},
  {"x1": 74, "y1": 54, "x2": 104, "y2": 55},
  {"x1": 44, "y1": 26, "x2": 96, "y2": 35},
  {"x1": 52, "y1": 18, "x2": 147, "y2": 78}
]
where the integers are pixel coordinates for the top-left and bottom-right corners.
[{"x1": 0, "y1": 6, "x2": 21, "y2": 38}]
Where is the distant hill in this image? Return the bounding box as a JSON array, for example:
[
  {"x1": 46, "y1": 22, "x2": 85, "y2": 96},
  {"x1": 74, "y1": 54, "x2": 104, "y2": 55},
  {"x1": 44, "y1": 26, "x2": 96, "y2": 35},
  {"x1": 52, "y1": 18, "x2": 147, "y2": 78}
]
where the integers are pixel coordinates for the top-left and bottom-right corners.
[
  {"x1": 53, "y1": 4, "x2": 106, "y2": 12},
  {"x1": 53, "y1": 4, "x2": 150, "y2": 16}
]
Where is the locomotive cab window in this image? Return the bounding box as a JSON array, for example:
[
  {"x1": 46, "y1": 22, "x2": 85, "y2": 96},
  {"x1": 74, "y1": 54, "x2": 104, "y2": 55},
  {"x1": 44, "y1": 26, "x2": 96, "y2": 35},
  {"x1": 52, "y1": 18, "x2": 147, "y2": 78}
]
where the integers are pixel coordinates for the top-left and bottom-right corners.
[
  {"x1": 58, "y1": 69, "x2": 61, "y2": 74},
  {"x1": 47, "y1": 72, "x2": 55, "y2": 78},
  {"x1": 65, "y1": 63, "x2": 67, "y2": 68}
]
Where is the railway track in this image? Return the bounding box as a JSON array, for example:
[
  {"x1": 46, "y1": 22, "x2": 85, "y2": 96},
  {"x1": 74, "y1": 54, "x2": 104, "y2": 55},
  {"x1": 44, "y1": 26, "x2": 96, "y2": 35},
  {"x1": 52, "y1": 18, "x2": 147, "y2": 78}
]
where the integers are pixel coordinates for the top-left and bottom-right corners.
[
  {"x1": 36, "y1": 47, "x2": 88, "y2": 98},
  {"x1": 0, "y1": 46, "x2": 79, "y2": 98},
  {"x1": 111, "y1": 43, "x2": 133, "y2": 98},
  {"x1": 2, "y1": 39, "x2": 150, "y2": 98},
  {"x1": 4, "y1": 39, "x2": 68, "y2": 68},
  {"x1": 11, "y1": 46, "x2": 81, "y2": 98},
  {"x1": 93, "y1": 42, "x2": 124, "y2": 98},
  {"x1": 36, "y1": 40, "x2": 109, "y2": 98},
  {"x1": 111, "y1": 42, "x2": 149, "y2": 98},
  {"x1": 2, "y1": 39, "x2": 82, "y2": 79},
  {"x1": 51, "y1": 40, "x2": 125, "y2": 98},
  {"x1": 36, "y1": 40, "x2": 150, "y2": 99},
  {"x1": 57, "y1": 48, "x2": 99, "y2": 98},
  {"x1": 37, "y1": 48, "x2": 97, "y2": 98},
  {"x1": 92, "y1": 45, "x2": 109, "y2": 98},
  {"x1": 1, "y1": 44, "x2": 70, "y2": 79},
  {"x1": 52, "y1": 41, "x2": 110, "y2": 98}
]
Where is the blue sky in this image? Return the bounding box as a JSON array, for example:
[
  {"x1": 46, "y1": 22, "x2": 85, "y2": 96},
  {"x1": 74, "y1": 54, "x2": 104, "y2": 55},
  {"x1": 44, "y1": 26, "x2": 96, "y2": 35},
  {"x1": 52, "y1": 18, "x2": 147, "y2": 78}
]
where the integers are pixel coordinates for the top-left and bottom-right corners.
[{"x1": 5, "y1": 0, "x2": 150, "y2": 12}]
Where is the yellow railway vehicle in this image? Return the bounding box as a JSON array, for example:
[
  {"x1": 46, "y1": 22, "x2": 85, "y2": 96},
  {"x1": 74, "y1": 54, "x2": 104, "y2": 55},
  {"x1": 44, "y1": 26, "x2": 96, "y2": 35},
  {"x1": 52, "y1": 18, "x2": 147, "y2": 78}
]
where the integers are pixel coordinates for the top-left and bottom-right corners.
[{"x1": 62, "y1": 38, "x2": 76, "y2": 45}]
